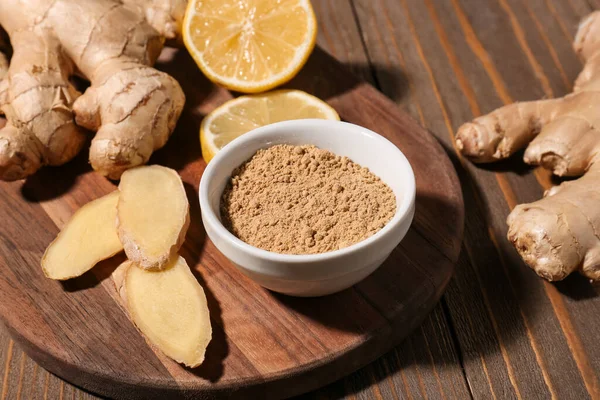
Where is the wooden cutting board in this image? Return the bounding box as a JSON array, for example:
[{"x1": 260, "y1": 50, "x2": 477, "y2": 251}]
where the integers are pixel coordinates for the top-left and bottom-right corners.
[{"x1": 0, "y1": 47, "x2": 464, "y2": 399}]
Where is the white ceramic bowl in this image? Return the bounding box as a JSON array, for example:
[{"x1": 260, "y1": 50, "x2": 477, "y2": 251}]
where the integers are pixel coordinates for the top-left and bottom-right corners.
[{"x1": 199, "y1": 119, "x2": 416, "y2": 297}]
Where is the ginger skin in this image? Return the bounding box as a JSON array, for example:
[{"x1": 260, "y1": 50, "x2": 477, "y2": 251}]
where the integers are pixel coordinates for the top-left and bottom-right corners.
[
  {"x1": 0, "y1": 0, "x2": 186, "y2": 181},
  {"x1": 0, "y1": 29, "x2": 8, "y2": 131},
  {"x1": 0, "y1": 29, "x2": 8, "y2": 81},
  {"x1": 456, "y1": 12, "x2": 600, "y2": 281}
]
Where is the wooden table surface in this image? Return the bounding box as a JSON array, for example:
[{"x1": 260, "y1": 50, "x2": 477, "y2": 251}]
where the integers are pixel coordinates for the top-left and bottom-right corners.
[{"x1": 2, "y1": 0, "x2": 600, "y2": 399}]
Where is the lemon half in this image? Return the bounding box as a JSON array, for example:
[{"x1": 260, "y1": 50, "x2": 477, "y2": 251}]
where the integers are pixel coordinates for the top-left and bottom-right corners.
[
  {"x1": 200, "y1": 90, "x2": 340, "y2": 163},
  {"x1": 183, "y1": 0, "x2": 317, "y2": 93}
]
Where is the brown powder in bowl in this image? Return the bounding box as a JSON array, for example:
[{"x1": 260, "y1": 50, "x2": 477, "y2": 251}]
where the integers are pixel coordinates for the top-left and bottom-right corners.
[{"x1": 220, "y1": 144, "x2": 397, "y2": 255}]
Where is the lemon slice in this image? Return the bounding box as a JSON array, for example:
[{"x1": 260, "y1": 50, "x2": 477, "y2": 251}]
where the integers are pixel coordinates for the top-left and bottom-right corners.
[
  {"x1": 200, "y1": 90, "x2": 339, "y2": 163},
  {"x1": 183, "y1": 0, "x2": 317, "y2": 93}
]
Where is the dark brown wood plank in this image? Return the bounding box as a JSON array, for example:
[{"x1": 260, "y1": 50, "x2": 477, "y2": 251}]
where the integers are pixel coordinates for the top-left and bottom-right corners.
[
  {"x1": 443, "y1": 1, "x2": 600, "y2": 398},
  {"x1": 571, "y1": 0, "x2": 599, "y2": 16},
  {"x1": 352, "y1": 0, "x2": 600, "y2": 399},
  {"x1": 428, "y1": 0, "x2": 592, "y2": 395},
  {"x1": 312, "y1": 0, "x2": 374, "y2": 85},
  {"x1": 1, "y1": 322, "x2": 97, "y2": 400},
  {"x1": 299, "y1": 304, "x2": 471, "y2": 400}
]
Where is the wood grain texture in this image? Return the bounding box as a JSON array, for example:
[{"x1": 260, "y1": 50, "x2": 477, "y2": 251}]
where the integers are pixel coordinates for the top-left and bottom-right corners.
[
  {"x1": 352, "y1": 0, "x2": 600, "y2": 399},
  {"x1": 3, "y1": 0, "x2": 600, "y2": 399},
  {"x1": 0, "y1": 17, "x2": 463, "y2": 400}
]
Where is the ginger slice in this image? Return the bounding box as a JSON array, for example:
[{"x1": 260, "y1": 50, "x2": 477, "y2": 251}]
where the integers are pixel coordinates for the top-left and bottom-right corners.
[
  {"x1": 42, "y1": 191, "x2": 122, "y2": 280},
  {"x1": 117, "y1": 165, "x2": 190, "y2": 270},
  {"x1": 113, "y1": 256, "x2": 212, "y2": 367}
]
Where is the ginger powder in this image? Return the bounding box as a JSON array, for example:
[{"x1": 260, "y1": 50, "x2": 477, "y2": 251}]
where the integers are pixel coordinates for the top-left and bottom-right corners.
[{"x1": 220, "y1": 144, "x2": 397, "y2": 255}]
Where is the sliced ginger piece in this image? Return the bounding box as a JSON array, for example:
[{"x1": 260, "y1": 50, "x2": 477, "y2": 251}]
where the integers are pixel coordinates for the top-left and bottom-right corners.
[
  {"x1": 42, "y1": 191, "x2": 122, "y2": 280},
  {"x1": 113, "y1": 256, "x2": 212, "y2": 367},
  {"x1": 117, "y1": 165, "x2": 190, "y2": 270}
]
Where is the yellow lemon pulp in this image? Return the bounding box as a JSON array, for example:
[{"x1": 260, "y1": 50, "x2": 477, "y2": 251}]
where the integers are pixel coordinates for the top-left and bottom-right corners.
[
  {"x1": 183, "y1": 0, "x2": 317, "y2": 93},
  {"x1": 200, "y1": 90, "x2": 340, "y2": 163}
]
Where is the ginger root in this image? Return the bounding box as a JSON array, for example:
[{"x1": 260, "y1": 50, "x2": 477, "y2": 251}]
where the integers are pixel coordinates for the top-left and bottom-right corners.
[
  {"x1": 0, "y1": 28, "x2": 8, "y2": 81},
  {"x1": 117, "y1": 165, "x2": 190, "y2": 270},
  {"x1": 42, "y1": 191, "x2": 123, "y2": 280},
  {"x1": 113, "y1": 256, "x2": 212, "y2": 368},
  {"x1": 0, "y1": 0, "x2": 186, "y2": 181},
  {"x1": 456, "y1": 12, "x2": 600, "y2": 281}
]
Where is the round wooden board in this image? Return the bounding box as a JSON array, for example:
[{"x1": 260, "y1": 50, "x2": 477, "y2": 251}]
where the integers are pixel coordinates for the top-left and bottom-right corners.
[{"x1": 0, "y1": 48, "x2": 464, "y2": 399}]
